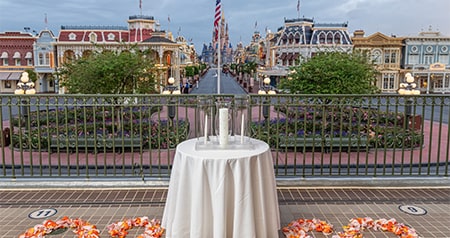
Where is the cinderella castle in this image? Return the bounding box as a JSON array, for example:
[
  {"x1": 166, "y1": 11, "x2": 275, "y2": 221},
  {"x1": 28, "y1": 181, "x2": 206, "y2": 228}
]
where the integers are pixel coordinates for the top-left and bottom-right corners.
[{"x1": 200, "y1": 12, "x2": 234, "y2": 65}]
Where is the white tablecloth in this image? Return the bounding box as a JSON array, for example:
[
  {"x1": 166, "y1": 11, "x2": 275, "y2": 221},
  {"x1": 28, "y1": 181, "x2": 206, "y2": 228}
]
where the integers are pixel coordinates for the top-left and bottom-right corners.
[{"x1": 162, "y1": 137, "x2": 280, "y2": 238}]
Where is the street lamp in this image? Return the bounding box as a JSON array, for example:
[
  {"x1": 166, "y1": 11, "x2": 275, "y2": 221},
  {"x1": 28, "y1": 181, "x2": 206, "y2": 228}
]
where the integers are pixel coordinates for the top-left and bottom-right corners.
[
  {"x1": 162, "y1": 77, "x2": 181, "y2": 123},
  {"x1": 398, "y1": 73, "x2": 420, "y2": 129},
  {"x1": 258, "y1": 77, "x2": 276, "y2": 121},
  {"x1": 15, "y1": 72, "x2": 36, "y2": 95},
  {"x1": 14, "y1": 71, "x2": 36, "y2": 131}
]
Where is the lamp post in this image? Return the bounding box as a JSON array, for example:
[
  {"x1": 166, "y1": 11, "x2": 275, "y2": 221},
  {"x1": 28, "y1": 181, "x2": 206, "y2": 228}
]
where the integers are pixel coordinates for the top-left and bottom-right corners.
[
  {"x1": 162, "y1": 77, "x2": 181, "y2": 124},
  {"x1": 398, "y1": 73, "x2": 420, "y2": 129},
  {"x1": 258, "y1": 77, "x2": 276, "y2": 122},
  {"x1": 14, "y1": 72, "x2": 36, "y2": 131}
]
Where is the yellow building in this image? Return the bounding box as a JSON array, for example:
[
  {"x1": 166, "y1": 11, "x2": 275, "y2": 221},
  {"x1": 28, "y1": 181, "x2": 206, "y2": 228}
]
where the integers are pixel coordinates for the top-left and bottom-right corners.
[{"x1": 352, "y1": 30, "x2": 404, "y2": 93}]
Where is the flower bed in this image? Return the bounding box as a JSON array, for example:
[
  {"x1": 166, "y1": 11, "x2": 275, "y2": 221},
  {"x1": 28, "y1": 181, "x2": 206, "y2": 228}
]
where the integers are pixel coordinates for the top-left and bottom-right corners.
[
  {"x1": 251, "y1": 105, "x2": 423, "y2": 150},
  {"x1": 11, "y1": 106, "x2": 189, "y2": 151}
]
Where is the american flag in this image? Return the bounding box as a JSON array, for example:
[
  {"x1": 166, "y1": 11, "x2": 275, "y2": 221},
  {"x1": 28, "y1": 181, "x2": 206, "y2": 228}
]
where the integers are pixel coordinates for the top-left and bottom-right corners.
[{"x1": 214, "y1": 0, "x2": 221, "y2": 41}]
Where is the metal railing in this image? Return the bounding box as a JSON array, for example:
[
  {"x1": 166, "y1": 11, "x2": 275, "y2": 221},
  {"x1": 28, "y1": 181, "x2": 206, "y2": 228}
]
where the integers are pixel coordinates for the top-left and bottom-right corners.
[{"x1": 1, "y1": 94, "x2": 449, "y2": 179}]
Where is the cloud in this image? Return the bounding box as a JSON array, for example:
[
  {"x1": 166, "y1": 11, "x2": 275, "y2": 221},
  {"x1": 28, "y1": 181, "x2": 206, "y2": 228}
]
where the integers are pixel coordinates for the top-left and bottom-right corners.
[{"x1": 1, "y1": 0, "x2": 449, "y2": 53}]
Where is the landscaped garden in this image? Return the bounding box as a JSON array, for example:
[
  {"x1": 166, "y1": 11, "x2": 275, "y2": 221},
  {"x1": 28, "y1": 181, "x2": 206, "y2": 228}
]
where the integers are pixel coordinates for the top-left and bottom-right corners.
[
  {"x1": 250, "y1": 102, "x2": 423, "y2": 151},
  {"x1": 10, "y1": 105, "x2": 190, "y2": 152}
]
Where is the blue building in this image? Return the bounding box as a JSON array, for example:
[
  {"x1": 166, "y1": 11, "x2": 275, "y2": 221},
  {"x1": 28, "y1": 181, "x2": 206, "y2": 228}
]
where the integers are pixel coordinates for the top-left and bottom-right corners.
[
  {"x1": 34, "y1": 29, "x2": 57, "y2": 93},
  {"x1": 404, "y1": 27, "x2": 450, "y2": 94}
]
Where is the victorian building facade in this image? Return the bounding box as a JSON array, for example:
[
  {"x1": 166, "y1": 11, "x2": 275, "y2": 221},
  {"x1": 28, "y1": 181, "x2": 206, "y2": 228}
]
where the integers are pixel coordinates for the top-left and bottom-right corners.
[
  {"x1": 0, "y1": 15, "x2": 196, "y2": 94},
  {"x1": 0, "y1": 32, "x2": 35, "y2": 93},
  {"x1": 270, "y1": 18, "x2": 353, "y2": 68},
  {"x1": 352, "y1": 30, "x2": 404, "y2": 93},
  {"x1": 34, "y1": 29, "x2": 57, "y2": 93},
  {"x1": 403, "y1": 27, "x2": 450, "y2": 94},
  {"x1": 54, "y1": 15, "x2": 190, "y2": 93},
  {"x1": 257, "y1": 17, "x2": 353, "y2": 85}
]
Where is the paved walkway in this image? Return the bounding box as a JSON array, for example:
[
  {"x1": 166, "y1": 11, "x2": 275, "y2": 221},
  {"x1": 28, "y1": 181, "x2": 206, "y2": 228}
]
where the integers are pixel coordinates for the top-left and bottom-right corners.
[{"x1": 1, "y1": 186, "x2": 449, "y2": 237}]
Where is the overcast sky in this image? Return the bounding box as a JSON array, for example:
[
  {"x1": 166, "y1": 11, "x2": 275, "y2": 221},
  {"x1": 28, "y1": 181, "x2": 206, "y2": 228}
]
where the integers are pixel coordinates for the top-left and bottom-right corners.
[{"x1": 1, "y1": 0, "x2": 449, "y2": 52}]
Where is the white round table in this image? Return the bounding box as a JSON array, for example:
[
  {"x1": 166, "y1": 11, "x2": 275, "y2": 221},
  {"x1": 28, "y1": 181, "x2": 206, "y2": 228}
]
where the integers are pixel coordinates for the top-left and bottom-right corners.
[{"x1": 162, "y1": 137, "x2": 280, "y2": 238}]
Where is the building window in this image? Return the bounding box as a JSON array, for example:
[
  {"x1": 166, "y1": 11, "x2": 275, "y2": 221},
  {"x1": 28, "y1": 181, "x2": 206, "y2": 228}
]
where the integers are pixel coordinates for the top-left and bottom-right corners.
[
  {"x1": 27, "y1": 59, "x2": 32, "y2": 66},
  {"x1": 390, "y1": 52, "x2": 397, "y2": 63},
  {"x1": 327, "y1": 33, "x2": 333, "y2": 44},
  {"x1": 69, "y1": 33, "x2": 77, "y2": 40},
  {"x1": 439, "y1": 55, "x2": 449, "y2": 64},
  {"x1": 434, "y1": 78, "x2": 443, "y2": 88},
  {"x1": 15, "y1": 59, "x2": 21, "y2": 66},
  {"x1": 424, "y1": 55, "x2": 433, "y2": 65},
  {"x1": 39, "y1": 53, "x2": 44, "y2": 65},
  {"x1": 107, "y1": 33, "x2": 115, "y2": 41},
  {"x1": 319, "y1": 33, "x2": 325, "y2": 44},
  {"x1": 334, "y1": 33, "x2": 341, "y2": 44},
  {"x1": 89, "y1": 32, "x2": 97, "y2": 43},
  {"x1": 372, "y1": 50, "x2": 382, "y2": 64},
  {"x1": 382, "y1": 73, "x2": 395, "y2": 90},
  {"x1": 384, "y1": 52, "x2": 390, "y2": 64},
  {"x1": 409, "y1": 55, "x2": 419, "y2": 65},
  {"x1": 2, "y1": 59, "x2": 8, "y2": 66}
]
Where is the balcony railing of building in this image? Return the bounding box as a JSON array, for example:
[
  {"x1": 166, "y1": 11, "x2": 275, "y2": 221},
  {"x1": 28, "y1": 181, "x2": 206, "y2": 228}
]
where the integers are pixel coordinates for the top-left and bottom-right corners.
[{"x1": 1, "y1": 94, "x2": 449, "y2": 180}]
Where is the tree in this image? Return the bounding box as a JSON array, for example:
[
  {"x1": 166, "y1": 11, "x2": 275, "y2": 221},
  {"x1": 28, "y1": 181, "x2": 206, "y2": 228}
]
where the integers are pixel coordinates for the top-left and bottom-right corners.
[
  {"x1": 59, "y1": 45, "x2": 158, "y2": 94},
  {"x1": 25, "y1": 69, "x2": 38, "y2": 82},
  {"x1": 278, "y1": 51, "x2": 380, "y2": 94}
]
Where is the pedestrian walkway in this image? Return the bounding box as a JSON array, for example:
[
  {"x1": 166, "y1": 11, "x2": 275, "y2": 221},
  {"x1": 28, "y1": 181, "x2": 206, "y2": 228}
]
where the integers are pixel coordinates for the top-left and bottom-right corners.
[
  {"x1": 190, "y1": 68, "x2": 247, "y2": 95},
  {"x1": 1, "y1": 186, "x2": 449, "y2": 237}
]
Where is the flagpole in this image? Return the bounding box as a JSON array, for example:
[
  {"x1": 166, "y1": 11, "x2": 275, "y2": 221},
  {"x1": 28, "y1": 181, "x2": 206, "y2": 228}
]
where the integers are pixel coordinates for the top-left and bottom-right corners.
[
  {"x1": 217, "y1": 24, "x2": 221, "y2": 94},
  {"x1": 215, "y1": 0, "x2": 222, "y2": 95}
]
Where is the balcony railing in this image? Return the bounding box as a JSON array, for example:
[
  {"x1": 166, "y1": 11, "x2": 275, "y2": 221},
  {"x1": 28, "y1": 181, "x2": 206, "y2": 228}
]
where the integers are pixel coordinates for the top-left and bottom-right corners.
[{"x1": 1, "y1": 94, "x2": 449, "y2": 179}]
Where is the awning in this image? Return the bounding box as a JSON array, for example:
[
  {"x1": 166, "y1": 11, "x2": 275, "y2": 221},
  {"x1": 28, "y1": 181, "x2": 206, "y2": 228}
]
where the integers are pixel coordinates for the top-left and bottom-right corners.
[
  {"x1": 13, "y1": 52, "x2": 21, "y2": 59},
  {"x1": 7, "y1": 72, "x2": 21, "y2": 80},
  {"x1": 0, "y1": 72, "x2": 11, "y2": 80},
  {"x1": 25, "y1": 52, "x2": 33, "y2": 59},
  {"x1": 259, "y1": 69, "x2": 289, "y2": 76},
  {"x1": 0, "y1": 52, "x2": 7, "y2": 58}
]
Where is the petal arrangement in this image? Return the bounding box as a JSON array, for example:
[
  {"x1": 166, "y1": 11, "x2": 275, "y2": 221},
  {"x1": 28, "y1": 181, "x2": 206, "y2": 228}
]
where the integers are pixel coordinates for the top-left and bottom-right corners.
[
  {"x1": 333, "y1": 217, "x2": 419, "y2": 238},
  {"x1": 283, "y1": 218, "x2": 334, "y2": 238},
  {"x1": 19, "y1": 216, "x2": 100, "y2": 238},
  {"x1": 18, "y1": 216, "x2": 164, "y2": 238},
  {"x1": 107, "y1": 216, "x2": 164, "y2": 238},
  {"x1": 18, "y1": 215, "x2": 419, "y2": 237},
  {"x1": 283, "y1": 217, "x2": 419, "y2": 238}
]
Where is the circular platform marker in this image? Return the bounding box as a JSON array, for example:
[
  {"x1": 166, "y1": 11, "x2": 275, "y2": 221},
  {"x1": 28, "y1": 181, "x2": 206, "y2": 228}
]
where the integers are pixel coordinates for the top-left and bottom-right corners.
[
  {"x1": 28, "y1": 208, "x2": 57, "y2": 219},
  {"x1": 398, "y1": 205, "x2": 427, "y2": 216}
]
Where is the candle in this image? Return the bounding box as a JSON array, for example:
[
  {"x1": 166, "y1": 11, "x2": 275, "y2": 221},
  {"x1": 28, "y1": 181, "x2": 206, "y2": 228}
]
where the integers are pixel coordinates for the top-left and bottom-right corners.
[
  {"x1": 204, "y1": 114, "x2": 208, "y2": 144},
  {"x1": 219, "y1": 108, "x2": 229, "y2": 146},
  {"x1": 240, "y1": 113, "x2": 245, "y2": 144}
]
